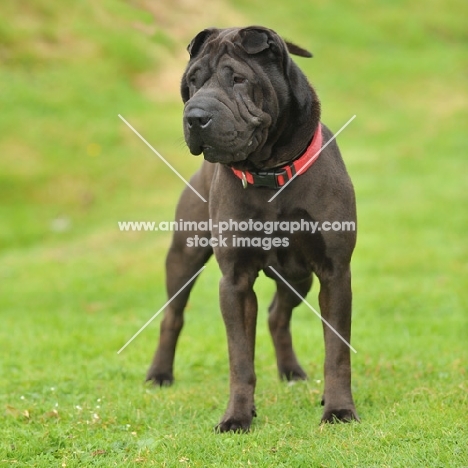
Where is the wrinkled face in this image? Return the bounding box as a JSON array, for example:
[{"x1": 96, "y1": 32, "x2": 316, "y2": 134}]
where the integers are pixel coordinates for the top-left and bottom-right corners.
[
  {"x1": 181, "y1": 27, "x2": 311, "y2": 165},
  {"x1": 183, "y1": 50, "x2": 271, "y2": 164}
]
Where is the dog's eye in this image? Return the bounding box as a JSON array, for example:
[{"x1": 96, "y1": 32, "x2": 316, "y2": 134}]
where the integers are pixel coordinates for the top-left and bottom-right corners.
[
  {"x1": 233, "y1": 76, "x2": 246, "y2": 85},
  {"x1": 188, "y1": 71, "x2": 199, "y2": 87}
]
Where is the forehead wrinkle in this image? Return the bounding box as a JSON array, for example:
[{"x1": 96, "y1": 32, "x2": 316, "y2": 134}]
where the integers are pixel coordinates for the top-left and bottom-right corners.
[{"x1": 218, "y1": 54, "x2": 253, "y2": 75}]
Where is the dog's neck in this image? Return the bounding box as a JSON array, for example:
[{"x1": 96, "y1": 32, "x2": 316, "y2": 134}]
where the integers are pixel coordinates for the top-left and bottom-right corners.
[{"x1": 230, "y1": 122, "x2": 323, "y2": 189}]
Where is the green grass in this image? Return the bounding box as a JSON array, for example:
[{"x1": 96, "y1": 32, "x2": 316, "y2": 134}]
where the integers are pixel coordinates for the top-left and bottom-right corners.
[{"x1": 1, "y1": 0, "x2": 467, "y2": 466}]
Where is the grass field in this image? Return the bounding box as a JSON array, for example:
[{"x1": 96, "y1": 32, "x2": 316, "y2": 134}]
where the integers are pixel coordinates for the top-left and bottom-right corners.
[{"x1": 1, "y1": 0, "x2": 467, "y2": 466}]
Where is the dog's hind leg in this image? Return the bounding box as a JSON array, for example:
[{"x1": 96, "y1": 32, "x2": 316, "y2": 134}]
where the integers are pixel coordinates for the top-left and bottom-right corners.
[
  {"x1": 268, "y1": 275, "x2": 312, "y2": 381},
  {"x1": 146, "y1": 175, "x2": 213, "y2": 386}
]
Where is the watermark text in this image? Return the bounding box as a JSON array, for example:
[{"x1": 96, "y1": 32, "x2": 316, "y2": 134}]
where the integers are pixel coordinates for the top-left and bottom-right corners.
[{"x1": 118, "y1": 219, "x2": 355, "y2": 235}]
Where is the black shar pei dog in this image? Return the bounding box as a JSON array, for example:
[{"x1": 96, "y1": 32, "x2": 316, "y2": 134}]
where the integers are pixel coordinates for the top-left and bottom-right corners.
[{"x1": 146, "y1": 26, "x2": 359, "y2": 432}]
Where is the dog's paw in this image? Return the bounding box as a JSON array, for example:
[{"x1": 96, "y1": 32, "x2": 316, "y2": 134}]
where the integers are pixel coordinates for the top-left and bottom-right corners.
[
  {"x1": 215, "y1": 407, "x2": 256, "y2": 433},
  {"x1": 279, "y1": 365, "x2": 307, "y2": 381},
  {"x1": 215, "y1": 417, "x2": 252, "y2": 433},
  {"x1": 145, "y1": 368, "x2": 174, "y2": 387},
  {"x1": 320, "y1": 407, "x2": 360, "y2": 424}
]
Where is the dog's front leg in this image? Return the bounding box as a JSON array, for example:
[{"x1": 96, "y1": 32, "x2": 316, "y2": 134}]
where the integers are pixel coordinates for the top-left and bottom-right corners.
[
  {"x1": 216, "y1": 271, "x2": 258, "y2": 433},
  {"x1": 318, "y1": 264, "x2": 359, "y2": 423}
]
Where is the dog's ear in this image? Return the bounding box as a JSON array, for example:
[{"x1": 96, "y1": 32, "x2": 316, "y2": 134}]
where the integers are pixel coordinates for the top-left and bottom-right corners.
[
  {"x1": 238, "y1": 27, "x2": 272, "y2": 54},
  {"x1": 285, "y1": 41, "x2": 313, "y2": 58},
  {"x1": 238, "y1": 27, "x2": 312, "y2": 58},
  {"x1": 187, "y1": 28, "x2": 217, "y2": 58}
]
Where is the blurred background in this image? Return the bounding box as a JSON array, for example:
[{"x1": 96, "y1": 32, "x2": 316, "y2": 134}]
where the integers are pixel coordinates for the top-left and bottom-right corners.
[{"x1": 0, "y1": 0, "x2": 467, "y2": 459}]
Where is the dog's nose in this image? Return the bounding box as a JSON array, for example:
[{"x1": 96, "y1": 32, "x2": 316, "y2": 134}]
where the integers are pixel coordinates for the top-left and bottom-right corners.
[{"x1": 185, "y1": 108, "x2": 213, "y2": 129}]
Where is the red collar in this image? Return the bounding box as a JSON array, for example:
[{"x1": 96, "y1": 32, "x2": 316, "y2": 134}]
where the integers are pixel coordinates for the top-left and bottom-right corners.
[{"x1": 231, "y1": 123, "x2": 322, "y2": 189}]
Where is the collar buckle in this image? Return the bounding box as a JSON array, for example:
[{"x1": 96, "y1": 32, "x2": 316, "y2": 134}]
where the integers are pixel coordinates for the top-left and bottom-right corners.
[{"x1": 251, "y1": 168, "x2": 290, "y2": 189}]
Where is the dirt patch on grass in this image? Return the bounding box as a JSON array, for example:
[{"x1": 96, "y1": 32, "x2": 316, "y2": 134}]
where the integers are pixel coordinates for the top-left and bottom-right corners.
[{"x1": 131, "y1": 0, "x2": 247, "y2": 101}]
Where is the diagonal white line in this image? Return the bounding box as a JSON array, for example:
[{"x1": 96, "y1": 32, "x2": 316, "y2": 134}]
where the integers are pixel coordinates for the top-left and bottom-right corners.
[
  {"x1": 117, "y1": 266, "x2": 206, "y2": 354},
  {"x1": 268, "y1": 266, "x2": 357, "y2": 353},
  {"x1": 118, "y1": 114, "x2": 207, "y2": 203},
  {"x1": 268, "y1": 115, "x2": 356, "y2": 203}
]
